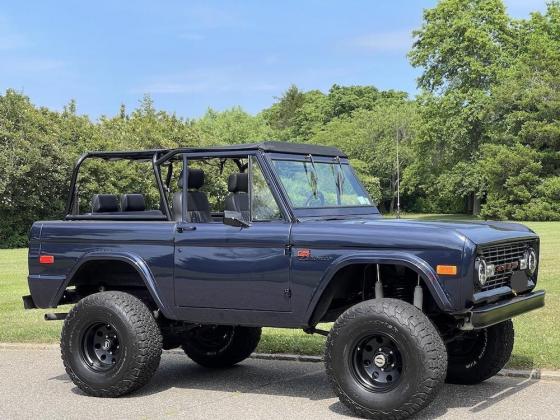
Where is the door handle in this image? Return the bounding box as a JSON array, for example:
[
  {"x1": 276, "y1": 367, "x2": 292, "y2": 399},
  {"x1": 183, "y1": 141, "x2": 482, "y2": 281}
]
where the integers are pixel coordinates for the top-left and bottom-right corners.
[{"x1": 176, "y1": 224, "x2": 196, "y2": 233}]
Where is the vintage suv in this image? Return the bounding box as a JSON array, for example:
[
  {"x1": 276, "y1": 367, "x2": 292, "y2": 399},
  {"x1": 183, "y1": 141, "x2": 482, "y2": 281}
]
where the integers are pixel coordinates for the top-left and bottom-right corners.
[{"x1": 23, "y1": 142, "x2": 545, "y2": 419}]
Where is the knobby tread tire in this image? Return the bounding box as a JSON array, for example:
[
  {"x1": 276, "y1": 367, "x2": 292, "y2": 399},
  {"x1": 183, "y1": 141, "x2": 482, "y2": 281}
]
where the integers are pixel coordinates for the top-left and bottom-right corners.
[
  {"x1": 61, "y1": 291, "x2": 162, "y2": 397},
  {"x1": 183, "y1": 326, "x2": 261, "y2": 368},
  {"x1": 325, "y1": 298, "x2": 447, "y2": 420},
  {"x1": 446, "y1": 320, "x2": 514, "y2": 385}
]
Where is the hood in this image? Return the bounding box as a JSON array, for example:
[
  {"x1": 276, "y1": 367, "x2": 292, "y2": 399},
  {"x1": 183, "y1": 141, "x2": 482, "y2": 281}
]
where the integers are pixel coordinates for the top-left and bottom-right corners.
[
  {"x1": 367, "y1": 218, "x2": 537, "y2": 246},
  {"x1": 292, "y1": 217, "x2": 538, "y2": 251}
]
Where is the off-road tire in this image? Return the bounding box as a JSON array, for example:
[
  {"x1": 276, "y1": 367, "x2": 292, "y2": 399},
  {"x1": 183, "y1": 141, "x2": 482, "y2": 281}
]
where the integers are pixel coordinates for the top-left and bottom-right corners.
[
  {"x1": 446, "y1": 320, "x2": 514, "y2": 385},
  {"x1": 325, "y1": 298, "x2": 447, "y2": 420},
  {"x1": 61, "y1": 291, "x2": 162, "y2": 397},
  {"x1": 182, "y1": 325, "x2": 261, "y2": 368}
]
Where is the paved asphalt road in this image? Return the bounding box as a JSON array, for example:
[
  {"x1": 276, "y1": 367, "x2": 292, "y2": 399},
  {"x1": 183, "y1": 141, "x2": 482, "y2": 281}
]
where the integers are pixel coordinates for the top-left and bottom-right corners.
[{"x1": 1, "y1": 348, "x2": 559, "y2": 419}]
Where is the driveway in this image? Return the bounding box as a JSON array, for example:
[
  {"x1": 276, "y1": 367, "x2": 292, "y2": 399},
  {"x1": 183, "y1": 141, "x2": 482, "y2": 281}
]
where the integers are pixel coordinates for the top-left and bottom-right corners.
[{"x1": 0, "y1": 348, "x2": 558, "y2": 419}]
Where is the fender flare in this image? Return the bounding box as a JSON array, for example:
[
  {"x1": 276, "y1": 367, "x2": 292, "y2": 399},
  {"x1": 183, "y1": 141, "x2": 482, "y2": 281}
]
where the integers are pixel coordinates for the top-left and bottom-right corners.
[
  {"x1": 305, "y1": 251, "x2": 454, "y2": 324},
  {"x1": 53, "y1": 251, "x2": 175, "y2": 319}
]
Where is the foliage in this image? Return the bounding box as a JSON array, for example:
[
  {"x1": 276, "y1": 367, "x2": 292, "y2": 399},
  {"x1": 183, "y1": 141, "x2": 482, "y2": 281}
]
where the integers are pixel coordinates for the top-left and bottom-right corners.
[
  {"x1": 406, "y1": 0, "x2": 560, "y2": 218},
  {"x1": 1, "y1": 0, "x2": 560, "y2": 246}
]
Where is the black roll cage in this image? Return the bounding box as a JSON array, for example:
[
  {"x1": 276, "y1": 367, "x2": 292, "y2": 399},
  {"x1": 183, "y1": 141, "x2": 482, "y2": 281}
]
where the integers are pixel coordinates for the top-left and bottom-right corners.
[{"x1": 64, "y1": 147, "x2": 296, "y2": 223}]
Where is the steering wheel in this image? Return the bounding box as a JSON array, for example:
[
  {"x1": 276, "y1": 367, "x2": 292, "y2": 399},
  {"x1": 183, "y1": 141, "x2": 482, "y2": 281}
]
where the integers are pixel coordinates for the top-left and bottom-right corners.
[{"x1": 304, "y1": 191, "x2": 325, "y2": 207}]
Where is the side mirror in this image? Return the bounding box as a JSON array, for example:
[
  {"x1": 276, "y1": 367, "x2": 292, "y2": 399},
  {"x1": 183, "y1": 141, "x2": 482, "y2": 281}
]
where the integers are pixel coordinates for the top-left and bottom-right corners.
[{"x1": 223, "y1": 211, "x2": 251, "y2": 228}]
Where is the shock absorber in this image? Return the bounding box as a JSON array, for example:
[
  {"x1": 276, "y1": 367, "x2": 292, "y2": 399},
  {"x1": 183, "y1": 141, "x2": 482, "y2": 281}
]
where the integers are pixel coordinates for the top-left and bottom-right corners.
[
  {"x1": 413, "y1": 275, "x2": 423, "y2": 310},
  {"x1": 375, "y1": 264, "x2": 384, "y2": 299}
]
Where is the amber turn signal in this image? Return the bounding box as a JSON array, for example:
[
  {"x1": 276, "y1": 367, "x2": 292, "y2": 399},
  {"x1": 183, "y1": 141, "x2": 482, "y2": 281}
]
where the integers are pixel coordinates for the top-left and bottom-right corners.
[{"x1": 436, "y1": 265, "x2": 457, "y2": 275}]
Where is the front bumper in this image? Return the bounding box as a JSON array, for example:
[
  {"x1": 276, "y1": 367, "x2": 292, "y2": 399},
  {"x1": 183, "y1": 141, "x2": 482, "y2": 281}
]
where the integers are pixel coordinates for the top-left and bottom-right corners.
[{"x1": 467, "y1": 290, "x2": 545, "y2": 329}]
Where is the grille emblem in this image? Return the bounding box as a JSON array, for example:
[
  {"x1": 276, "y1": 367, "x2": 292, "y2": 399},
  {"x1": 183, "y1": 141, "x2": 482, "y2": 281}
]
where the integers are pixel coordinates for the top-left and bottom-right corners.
[{"x1": 494, "y1": 261, "x2": 519, "y2": 273}]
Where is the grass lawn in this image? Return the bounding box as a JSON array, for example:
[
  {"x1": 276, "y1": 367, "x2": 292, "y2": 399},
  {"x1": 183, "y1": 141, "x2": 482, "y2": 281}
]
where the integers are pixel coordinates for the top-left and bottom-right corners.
[{"x1": 1, "y1": 216, "x2": 558, "y2": 369}]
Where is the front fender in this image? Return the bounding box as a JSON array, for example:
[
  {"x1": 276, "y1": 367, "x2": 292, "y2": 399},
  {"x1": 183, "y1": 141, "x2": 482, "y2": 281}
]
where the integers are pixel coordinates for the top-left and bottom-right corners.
[
  {"x1": 31, "y1": 251, "x2": 174, "y2": 319},
  {"x1": 304, "y1": 251, "x2": 454, "y2": 324}
]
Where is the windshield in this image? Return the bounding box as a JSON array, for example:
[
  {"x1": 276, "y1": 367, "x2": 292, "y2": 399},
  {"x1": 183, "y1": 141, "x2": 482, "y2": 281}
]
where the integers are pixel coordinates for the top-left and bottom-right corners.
[{"x1": 272, "y1": 159, "x2": 373, "y2": 208}]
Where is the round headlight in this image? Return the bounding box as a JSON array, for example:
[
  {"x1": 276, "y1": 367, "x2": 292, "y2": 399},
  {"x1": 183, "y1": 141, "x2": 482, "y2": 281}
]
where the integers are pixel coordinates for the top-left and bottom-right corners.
[
  {"x1": 475, "y1": 257, "x2": 488, "y2": 286},
  {"x1": 525, "y1": 248, "x2": 537, "y2": 275}
]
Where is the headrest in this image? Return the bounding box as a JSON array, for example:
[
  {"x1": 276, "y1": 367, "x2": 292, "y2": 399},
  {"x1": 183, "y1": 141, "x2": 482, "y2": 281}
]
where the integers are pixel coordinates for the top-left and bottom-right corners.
[
  {"x1": 91, "y1": 194, "x2": 120, "y2": 213},
  {"x1": 178, "y1": 168, "x2": 205, "y2": 189},
  {"x1": 228, "y1": 173, "x2": 249, "y2": 193},
  {"x1": 121, "y1": 194, "x2": 146, "y2": 211}
]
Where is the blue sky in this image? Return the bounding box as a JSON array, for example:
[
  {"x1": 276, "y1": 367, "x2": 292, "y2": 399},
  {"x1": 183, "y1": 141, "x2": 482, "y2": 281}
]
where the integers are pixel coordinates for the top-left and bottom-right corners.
[{"x1": 0, "y1": 0, "x2": 548, "y2": 119}]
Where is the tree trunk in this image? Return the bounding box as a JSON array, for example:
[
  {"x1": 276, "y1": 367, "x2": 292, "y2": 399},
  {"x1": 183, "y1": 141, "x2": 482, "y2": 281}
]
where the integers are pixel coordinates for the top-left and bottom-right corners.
[{"x1": 472, "y1": 195, "x2": 481, "y2": 215}]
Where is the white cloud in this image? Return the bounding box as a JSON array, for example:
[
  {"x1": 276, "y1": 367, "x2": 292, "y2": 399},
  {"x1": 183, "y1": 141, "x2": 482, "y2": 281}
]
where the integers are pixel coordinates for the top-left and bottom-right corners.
[
  {"x1": 9, "y1": 57, "x2": 66, "y2": 72},
  {"x1": 134, "y1": 67, "x2": 280, "y2": 95},
  {"x1": 0, "y1": 16, "x2": 27, "y2": 50},
  {"x1": 178, "y1": 33, "x2": 205, "y2": 41},
  {"x1": 349, "y1": 30, "x2": 413, "y2": 52},
  {"x1": 182, "y1": 4, "x2": 243, "y2": 29}
]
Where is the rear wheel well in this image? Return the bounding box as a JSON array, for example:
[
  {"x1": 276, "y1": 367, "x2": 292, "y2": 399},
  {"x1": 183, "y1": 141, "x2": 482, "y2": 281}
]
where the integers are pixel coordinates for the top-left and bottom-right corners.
[
  {"x1": 65, "y1": 260, "x2": 156, "y2": 310},
  {"x1": 309, "y1": 263, "x2": 441, "y2": 325}
]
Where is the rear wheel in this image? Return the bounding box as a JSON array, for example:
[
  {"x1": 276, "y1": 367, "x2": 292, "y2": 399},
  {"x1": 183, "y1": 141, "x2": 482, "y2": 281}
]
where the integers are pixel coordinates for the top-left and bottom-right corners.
[
  {"x1": 446, "y1": 320, "x2": 514, "y2": 385},
  {"x1": 325, "y1": 298, "x2": 447, "y2": 420},
  {"x1": 61, "y1": 291, "x2": 162, "y2": 397},
  {"x1": 182, "y1": 325, "x2": 261, "y2": 368}
]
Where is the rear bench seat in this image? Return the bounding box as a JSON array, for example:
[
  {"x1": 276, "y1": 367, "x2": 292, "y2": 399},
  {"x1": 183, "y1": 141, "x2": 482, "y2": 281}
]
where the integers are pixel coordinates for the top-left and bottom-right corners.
[{"x1": 65, "y1": 194, "x2": 166, "y2": 220}]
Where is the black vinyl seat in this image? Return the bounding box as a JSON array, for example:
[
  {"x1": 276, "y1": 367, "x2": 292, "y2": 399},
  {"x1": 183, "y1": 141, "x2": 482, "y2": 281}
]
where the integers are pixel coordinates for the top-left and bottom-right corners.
[
  {"x1": 225, "y1": 173, "x2": 249, "y2": 220},
  {"x1": 121, "y1": 194, "x2": 146, "y2": 211},
  {"x1": 121, "y1": 194, "x2": 163, "y2": 216},
  {"x1": 91, "y1": 194, "x2": 120, "y2": 213},
  {"x1": 173, "y1": 169, "x2": 212, "y2": 222}
]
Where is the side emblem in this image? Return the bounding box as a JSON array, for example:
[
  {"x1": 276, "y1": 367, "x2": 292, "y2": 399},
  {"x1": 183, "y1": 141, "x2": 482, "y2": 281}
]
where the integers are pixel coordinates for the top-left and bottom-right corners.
[{"x1": 296, "y1": 248, "x2": 332, "y2": 262}]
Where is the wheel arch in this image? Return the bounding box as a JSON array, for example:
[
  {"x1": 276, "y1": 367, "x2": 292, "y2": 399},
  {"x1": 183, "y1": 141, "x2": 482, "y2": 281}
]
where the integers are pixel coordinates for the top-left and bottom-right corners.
[
  {"x1": 305, "y1": 252, "x2": 454, "y2": 326},
  {"x1": 55, "y1": 251, "x2": 174, "y2": 318}
]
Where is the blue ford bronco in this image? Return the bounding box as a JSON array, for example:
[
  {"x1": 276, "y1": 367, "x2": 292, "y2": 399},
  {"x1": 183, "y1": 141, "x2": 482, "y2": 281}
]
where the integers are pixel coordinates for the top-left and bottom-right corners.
[{"x1": 23, "y1": 142, "x2": 545, "y2": 419}]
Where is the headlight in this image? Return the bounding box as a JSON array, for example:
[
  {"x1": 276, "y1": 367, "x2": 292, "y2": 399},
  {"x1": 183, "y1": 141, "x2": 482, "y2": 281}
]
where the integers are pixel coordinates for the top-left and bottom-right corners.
[
  {"x1": 521, "y1": 248, "x2": 538, "y2": 275},
  {"x1": 475, "y1": 257, "x2": 495, "y2": 286},
  {"x1": 475, "y1": 257, "x2": 488, "y2": 286}
]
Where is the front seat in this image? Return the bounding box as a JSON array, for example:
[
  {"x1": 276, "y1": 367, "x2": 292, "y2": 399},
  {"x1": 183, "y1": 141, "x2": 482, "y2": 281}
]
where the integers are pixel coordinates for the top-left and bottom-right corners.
[
  {"x1": 224, "y1": 173, "x2": 249, "y2": 220},
  {"x1": 173, "y1": 168, "x2": 211, "y2": 223}
]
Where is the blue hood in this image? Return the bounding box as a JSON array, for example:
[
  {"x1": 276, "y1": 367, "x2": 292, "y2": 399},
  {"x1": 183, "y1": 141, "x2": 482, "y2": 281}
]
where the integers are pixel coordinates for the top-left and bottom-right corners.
[{"x1": 292, "y1": 217, "x2": 537, "y2": 251}]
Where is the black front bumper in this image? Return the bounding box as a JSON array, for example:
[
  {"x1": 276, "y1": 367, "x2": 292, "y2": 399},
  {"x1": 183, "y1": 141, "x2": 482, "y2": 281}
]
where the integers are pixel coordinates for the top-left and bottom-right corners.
[{"x1": 469, "y1": 290, "x2": 545, "y2": 329}]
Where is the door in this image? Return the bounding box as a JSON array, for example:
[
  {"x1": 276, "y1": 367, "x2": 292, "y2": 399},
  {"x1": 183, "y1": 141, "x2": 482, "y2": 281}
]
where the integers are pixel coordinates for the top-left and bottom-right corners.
[{"x1": 173, "y1": 155, "x2": 292, "y2": 311}]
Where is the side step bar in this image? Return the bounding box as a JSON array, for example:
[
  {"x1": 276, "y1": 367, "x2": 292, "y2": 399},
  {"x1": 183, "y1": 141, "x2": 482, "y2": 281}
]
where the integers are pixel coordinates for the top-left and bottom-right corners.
[{"x1": 44, "y1": 313, "x2": 68, "y2": 321}]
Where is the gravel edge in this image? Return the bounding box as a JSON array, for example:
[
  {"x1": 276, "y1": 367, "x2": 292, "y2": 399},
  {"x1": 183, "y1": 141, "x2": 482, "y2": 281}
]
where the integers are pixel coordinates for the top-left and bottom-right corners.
[{"x1": 1, "y1": 343, "x2": 558, "y2": 382}]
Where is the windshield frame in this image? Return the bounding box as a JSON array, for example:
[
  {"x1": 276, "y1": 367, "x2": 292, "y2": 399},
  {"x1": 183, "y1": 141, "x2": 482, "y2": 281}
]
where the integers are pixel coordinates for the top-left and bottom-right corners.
[{"x1": 264, "y1": 152, "x2": 380, "y2": 219}]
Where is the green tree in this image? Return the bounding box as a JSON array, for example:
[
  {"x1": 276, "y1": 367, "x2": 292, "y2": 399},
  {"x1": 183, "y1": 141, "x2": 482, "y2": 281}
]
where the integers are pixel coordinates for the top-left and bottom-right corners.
[
  {"x1": 408, "y1": 0, "x2": 514, "y2": 214},
  {"x1": 310, "y1": 100, "x2": 417, "y2": 210}
]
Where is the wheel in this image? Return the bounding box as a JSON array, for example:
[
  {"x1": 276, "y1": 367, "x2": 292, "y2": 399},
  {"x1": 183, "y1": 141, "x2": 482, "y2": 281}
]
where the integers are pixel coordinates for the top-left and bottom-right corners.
[
  {"x1": 182, "y1": 325, "x2": 261, "y2": 368},
  {"x1": 325, "y1": 298, "x2": 447, "y2": 420},
  {"x1": 61, "y1": 291, "x2": 162, "y2": 397},
  {"x1": 446, "y1": 319, "x2": 514, "y2": 385}
]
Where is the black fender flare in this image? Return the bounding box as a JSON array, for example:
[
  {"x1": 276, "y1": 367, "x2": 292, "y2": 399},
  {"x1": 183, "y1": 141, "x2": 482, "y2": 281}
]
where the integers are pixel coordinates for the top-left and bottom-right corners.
[
  {"x1": 53, "y1": 251, "x2": 175, "y2": 319},
  {"x1": 305, "y1": 251, "x2": 454, "y2": 325}
]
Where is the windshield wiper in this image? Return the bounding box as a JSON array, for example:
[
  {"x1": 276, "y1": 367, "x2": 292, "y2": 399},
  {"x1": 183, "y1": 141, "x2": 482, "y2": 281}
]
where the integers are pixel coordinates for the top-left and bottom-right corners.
[
  {"x1": 304, "y1": 154, "x2": 319, "y2": 199},
  {"x1": 333, "y1": 156, "x2": 345, "y2": 205}
]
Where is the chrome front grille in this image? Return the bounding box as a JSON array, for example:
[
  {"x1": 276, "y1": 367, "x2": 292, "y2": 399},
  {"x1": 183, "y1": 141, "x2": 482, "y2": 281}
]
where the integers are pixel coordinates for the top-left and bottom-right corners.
[{"x1": 478, "y1": 240, "x2": 535, "y2": 291}]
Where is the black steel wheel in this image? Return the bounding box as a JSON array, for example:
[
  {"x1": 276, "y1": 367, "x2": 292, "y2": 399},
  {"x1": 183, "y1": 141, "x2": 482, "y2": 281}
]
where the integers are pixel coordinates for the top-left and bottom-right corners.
[
  {"x1": 182, "y1": 325, "x2": 261, "y2": 368},
  {"x1": 325, "y1": 298, "x2": 447, "y2": 420},
  {"x1": 446, "y1": 320, "x2": 514, "y2": 385},
  {"x1": 81, "y1": 323, "x2": 121, "y2": 372},
  {"x1": 61, "y1": 291, "x2": 162, "y2": 397},
  {"x1": 351, "y1": 333, "x2": 403, "y2": 392}
]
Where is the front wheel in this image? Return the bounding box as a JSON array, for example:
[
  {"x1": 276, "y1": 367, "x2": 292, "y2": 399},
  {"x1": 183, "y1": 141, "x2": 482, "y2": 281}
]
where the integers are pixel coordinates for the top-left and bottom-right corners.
[
  {"x1": 325, "y1": 298, "x2": 447, "y2": 420},
  {"x1": 446, "y1": 320, "x2": 514, "y2": 385},
  {"x1": 182, "y1": 325, "x2": 261, "y2": 368},
  {"x1": 61, "y1": 291, "x2": 162, "y2": 397}
]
